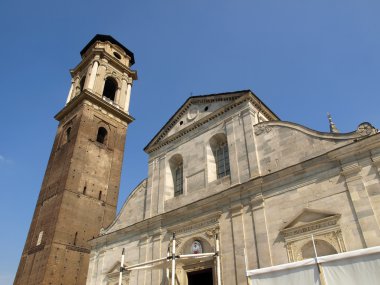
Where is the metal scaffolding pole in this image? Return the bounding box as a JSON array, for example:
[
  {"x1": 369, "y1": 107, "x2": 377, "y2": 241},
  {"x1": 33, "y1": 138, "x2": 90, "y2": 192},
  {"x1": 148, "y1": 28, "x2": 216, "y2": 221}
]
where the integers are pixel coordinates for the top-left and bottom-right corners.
[
  {"x1": 215, "y1": 233, "x2": 222, "y2": 285},
  {"x1": 118, "y1": 248, "x2": 125, "y2": 285},
  {"x1": 171, "y1": 233, "x2": 176, "y2": 285},
  {"x1": 166, "y1": 246, "x2": 170, "y2": 284}
]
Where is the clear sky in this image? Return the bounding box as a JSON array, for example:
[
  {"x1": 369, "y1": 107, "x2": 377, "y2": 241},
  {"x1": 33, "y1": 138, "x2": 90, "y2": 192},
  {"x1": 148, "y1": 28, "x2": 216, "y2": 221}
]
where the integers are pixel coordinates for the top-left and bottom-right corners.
[{"x1": 0, "y1": 0, "x2": 379, "y2": 284}]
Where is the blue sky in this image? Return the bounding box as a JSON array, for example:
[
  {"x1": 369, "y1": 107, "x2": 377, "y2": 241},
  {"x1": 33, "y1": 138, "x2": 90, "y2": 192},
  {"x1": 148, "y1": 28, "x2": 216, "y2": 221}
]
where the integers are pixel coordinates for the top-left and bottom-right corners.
[{"x1": 0, "y1": 0, "x2": 379, "y2": 284}]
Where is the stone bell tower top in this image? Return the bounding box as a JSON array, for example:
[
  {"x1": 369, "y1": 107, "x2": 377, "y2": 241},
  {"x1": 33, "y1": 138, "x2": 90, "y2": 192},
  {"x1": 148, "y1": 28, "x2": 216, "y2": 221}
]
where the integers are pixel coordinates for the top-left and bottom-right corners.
[
  {"x1": 80, "y1": 34, "x2": 135, "y2": 65},
  {"x1": 64, "y1": 34, "x2": 137, "y2": 114}
]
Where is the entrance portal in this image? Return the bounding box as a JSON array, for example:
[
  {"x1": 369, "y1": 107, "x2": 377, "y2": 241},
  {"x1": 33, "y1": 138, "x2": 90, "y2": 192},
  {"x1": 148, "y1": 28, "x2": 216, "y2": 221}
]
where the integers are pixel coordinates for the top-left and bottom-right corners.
[{"x1": 187, "y1": 268, "x2": 213, "y2": 285}]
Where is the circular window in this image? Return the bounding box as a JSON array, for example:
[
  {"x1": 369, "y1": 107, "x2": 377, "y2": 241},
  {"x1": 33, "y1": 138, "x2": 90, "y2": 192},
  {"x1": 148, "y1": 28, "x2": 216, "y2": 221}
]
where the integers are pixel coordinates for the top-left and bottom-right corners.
[
  {"x1": 204, "y1": 106, "x2": 209, "y2": 111},
  {"x1": 113, "y1": 52, "x2": 121, "y2": 60},
  {"x1": 179, "y1": 121, "x2": 184, "y2": 125}
]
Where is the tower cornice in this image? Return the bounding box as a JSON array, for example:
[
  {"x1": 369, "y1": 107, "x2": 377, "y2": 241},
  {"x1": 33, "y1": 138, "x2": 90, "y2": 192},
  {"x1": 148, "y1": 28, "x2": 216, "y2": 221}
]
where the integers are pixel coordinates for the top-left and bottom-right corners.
[{"x1": 55, "y1": 90, "x2": 134, "y2": 124}]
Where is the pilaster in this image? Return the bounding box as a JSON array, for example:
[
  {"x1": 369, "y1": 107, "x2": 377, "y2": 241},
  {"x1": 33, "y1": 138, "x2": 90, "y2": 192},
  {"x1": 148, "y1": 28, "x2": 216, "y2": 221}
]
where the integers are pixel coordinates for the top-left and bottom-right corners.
[
  {"x1": 137, "y1": 237, "x2": 149, "y2": 285},
  {"x1": 225, "y1": 116, "x2": 240, "y2": 186},
  {"x1": 250, "y1": 194, "x2": 272, "y2": 267},
  {"x1": 229, "y1": 204, "x2": 248, "y2": 285},
  {"x1": 341, "y1": 161, "x2": 380, "y2": 247},
  {"x1": 241, "y1": 109, "x2": 260, "y2": 179}
]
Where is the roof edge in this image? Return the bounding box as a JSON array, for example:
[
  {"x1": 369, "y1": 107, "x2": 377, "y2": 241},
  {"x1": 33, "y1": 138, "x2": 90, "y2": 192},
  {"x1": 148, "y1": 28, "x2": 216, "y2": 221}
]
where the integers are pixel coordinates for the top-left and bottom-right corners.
[{"x1": 80, "y1": 34, "x2": 135, "y2": 65}]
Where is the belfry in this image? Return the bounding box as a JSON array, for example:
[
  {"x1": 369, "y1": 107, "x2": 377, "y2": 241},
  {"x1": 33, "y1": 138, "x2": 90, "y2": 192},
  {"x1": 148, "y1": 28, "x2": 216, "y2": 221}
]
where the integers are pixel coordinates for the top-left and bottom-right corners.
[{"x1": 14, "y1": 35, "x2": 137, "y2": 285}]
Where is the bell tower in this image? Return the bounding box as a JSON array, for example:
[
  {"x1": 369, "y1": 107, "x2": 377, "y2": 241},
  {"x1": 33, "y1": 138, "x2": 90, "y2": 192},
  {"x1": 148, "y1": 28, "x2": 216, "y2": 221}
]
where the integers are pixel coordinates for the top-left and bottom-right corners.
[{"x1": 14, "y1": 35, "x2": 137, "y2": 285}]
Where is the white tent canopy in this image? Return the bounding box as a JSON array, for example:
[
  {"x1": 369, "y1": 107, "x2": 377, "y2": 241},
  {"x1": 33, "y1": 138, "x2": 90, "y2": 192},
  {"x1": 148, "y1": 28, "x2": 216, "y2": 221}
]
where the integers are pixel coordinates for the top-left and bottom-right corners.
[{"x1": 247, "y1": 246, "x2": 380, "y2": 285}]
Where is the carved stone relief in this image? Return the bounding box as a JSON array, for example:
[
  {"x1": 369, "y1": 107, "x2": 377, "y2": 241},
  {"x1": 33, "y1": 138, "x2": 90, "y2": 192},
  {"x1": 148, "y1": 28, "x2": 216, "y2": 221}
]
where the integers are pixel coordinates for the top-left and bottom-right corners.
[{"x1": 254, "y1": 124, "x2": 272, "y2": 136}]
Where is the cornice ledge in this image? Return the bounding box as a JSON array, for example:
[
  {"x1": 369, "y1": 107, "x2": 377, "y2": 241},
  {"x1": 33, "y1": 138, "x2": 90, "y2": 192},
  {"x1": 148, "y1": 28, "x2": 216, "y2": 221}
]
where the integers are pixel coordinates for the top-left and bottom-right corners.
[
  {"x1": 229, "y1": 204, "x2": 243, "y2": 216},
  {"x1": 340, "y1": 161, "x2": 362, "y2": 177},
  {"x1": 166, "y1": 211, "x2": 222, "y2": 236},
  {"x1": 55, "y1": 90, "x2": 134, "y2": 124},
  {"x1": 260, "y1": 121, "x2": 361, "y2": 140}
]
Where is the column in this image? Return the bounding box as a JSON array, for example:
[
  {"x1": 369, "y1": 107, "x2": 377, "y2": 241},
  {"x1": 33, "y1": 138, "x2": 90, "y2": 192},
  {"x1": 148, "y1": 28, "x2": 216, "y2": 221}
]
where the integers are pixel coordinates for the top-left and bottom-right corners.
[
  {"x1": 119, "y1": 75, "x2": 128, "y2": 107},
  {"x1": 65, "y1": 81, "x2": 74, "y2": 104},
  {"x1": 87, "y1": 60, "x2": 99, "y2": 91},
  {"x1": 74, "y1": 76, "x2": 80, "y2": 97},
  {"x1": 342, "y1": 161, "x2": 380, "y2": 247},
  {"x1": 124, "y1": 82, "x2": 132, "y2": 113},
  {"x1": 115, "y1": 88, "x2": 121, "y2": 106}
]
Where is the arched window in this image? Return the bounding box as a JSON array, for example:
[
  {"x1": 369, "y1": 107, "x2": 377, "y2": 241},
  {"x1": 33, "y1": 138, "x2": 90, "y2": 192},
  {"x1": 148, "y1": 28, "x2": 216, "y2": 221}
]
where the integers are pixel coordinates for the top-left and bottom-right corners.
[
  {"x1": 215, "y1": 142, "x2": 230, "y2": 178},
  {"x1": 174, "y1": 165, "x2": 183, "y2": 196},
  {"x1": 80, "y1": 76, "x2": 86, "y2": 92},
  {"x1": 169, "y1": 154, "x2": 183, "y2": 197},
  {"x1": 36, "y1": 231, "x2": 43, "y2": 246},
  {"x1": 66, "y1": 127, "x2": 72, "y2": 143},
  {"x1": 209, "y1": 133, "x2": 230, "y2": 180},
  {"x1": 96, "y1": 127, "x2": 108, "y2": 144},
  {"x1": 102, "y1": 77, "x2": 117, "y2": 101}
]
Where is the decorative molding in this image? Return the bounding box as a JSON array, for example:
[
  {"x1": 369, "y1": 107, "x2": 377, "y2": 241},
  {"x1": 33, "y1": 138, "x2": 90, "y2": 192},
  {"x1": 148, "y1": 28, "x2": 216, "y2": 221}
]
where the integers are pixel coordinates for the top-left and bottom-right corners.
[
  {"x1": 280, "y1": 210, "x2": 344, "y2": 262},
  {"x1": 281, "y1": 214, "x2": 341, "y2": 239},
  {"x1": 356, "y1": 122, "x2": 377, "y2": 136},
  {"x1": 341, "y1": 162, "x2": 362, "y2": 177},
  {"x1": 170, "y1": 217, "x2": 220, "y2": 237},
  {"x1": 287, "y1": 230, "x2": 344, "y2": 262},
  {"x1": 254, "y1": 124, "x2": 272, "y2": 136},
  {"x1": 250, "y1": 194, "x2": 264, "y2": 209}
]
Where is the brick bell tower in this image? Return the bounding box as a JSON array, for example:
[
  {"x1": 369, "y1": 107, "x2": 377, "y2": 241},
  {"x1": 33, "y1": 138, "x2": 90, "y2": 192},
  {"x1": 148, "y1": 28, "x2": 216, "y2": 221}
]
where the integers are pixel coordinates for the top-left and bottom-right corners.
[{"x1": 14, "y1": 35, "x2": 137, "y2": 285}]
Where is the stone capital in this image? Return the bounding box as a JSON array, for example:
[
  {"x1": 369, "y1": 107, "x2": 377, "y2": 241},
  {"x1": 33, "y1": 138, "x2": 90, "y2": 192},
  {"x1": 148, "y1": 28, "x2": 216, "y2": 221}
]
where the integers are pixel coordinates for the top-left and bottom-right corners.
[
  {"x1": 340, "y1": 161, "x2": 361, "y2": 178},
  {"x1": 250, "y1": 194, "x2": 264, "y2": 210}
]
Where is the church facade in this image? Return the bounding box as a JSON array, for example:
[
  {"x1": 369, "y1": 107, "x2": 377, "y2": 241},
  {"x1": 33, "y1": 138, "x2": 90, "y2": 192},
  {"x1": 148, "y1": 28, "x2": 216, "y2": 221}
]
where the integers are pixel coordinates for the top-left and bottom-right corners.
[
  {"x1": 86, "y1": 89, "x2": 380, "y2": 283},
  {"x1": 15, "y1": 35, "x2": 380, "y2": 285}
]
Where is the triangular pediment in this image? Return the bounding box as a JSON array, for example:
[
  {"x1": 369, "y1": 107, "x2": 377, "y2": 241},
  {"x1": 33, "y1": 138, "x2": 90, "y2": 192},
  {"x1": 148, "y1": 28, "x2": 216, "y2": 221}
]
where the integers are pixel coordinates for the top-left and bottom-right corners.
[
  {"x1": 144, "y1": 90, "x2": 279, "y2": 153},
  {"x1": 283, "y1": 208, "x2": 339, "y2": 229},
  {"x1": 281, "y1": 208, "x2": 341, "y2": 240}
]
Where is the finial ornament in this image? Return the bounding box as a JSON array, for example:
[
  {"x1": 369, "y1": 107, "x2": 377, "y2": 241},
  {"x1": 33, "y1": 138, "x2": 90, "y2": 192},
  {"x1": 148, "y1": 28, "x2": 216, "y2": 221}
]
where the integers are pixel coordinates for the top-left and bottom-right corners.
[{"x1": 327, "y1": 113, "x2": 339, "y2": 133}]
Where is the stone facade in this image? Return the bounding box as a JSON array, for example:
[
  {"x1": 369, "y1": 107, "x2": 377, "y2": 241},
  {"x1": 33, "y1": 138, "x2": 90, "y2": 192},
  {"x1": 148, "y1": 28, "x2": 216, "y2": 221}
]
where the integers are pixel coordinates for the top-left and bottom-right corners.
[
  {"x1": 14, "y1": 35, "x2": 137, "y2": 285},
  {"x1": 86, "y1": 89, "x2": 380, "y2": 285},
  {"x1": 15, "y1": 34, "x2": 380, "y2": 285}
]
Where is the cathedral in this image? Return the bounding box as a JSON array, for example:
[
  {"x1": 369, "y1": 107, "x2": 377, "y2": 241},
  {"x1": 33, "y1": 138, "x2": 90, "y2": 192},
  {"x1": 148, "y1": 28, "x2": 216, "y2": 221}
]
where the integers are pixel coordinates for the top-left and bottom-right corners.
[{"x1": 15, "y1": 35, "x2": 380, "y2": 285}]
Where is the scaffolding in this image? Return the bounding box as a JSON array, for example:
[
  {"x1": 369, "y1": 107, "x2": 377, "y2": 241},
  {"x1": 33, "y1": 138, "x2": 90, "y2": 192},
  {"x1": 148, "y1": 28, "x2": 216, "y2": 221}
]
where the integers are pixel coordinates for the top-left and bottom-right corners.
[{"x1": 118, "y1": 233, "x2": 222, "y2": 285}]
